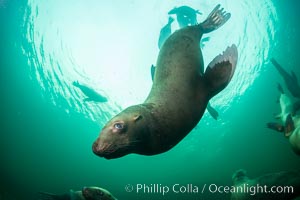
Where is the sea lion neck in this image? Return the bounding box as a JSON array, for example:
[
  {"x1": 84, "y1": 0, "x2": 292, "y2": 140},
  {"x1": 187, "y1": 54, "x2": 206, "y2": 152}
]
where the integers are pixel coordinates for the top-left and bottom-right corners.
[{"x1": 134, "y1": 103, "x2": 166, "y2": 155}]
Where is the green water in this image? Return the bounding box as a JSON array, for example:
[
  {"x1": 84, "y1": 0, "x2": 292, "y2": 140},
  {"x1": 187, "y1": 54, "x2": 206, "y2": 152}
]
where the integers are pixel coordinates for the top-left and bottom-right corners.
[{"x1": 1, "y1": 0, "x2": 300, "y2": 199}]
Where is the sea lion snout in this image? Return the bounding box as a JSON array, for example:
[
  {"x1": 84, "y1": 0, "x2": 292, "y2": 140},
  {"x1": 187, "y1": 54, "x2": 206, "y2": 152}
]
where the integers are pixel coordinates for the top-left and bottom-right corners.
[
  {"x1": 82, "y1": 186, "x2": 118, "y2": 200},
  {"x1": 92, "y1": 140, "x2": 116, "y2": 159},
  {"x1": 93, "y1": 106, "x2": 150, "y2": 159},
  {"x1": 92, "y1": 125, "x2": 131, "y2": 159},
  {"x1": 92, "y1": 140, "x2": 106, "y2": 155}
]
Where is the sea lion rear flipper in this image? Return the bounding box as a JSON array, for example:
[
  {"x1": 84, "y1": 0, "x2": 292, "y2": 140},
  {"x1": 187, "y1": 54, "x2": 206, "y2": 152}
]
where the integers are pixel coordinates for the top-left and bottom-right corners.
[
  {"x1": 284, "y1": 114, "x2": 295, "y2": 137},
  {"x1": 267, "y1": 122, "x2": 284, "y2": 132},
  {"x1": 206, "y1": 102, "x2": 219, "y2": 120},
  {"x1": 204, "y1": 45, "x2": 238, "y2": 97},
  {"x1": 200, "y1": 4, "x2": 231, "y2": 34}
]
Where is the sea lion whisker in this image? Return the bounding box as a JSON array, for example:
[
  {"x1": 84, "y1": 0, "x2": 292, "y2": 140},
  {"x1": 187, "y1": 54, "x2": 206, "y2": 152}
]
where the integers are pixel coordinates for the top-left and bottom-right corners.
[
  {"x1": 115, "y1": 140, "x2": 141, "y2": 148},
  {"x1": 113, "y1": 140, "x2": 142, "y2": 150}
]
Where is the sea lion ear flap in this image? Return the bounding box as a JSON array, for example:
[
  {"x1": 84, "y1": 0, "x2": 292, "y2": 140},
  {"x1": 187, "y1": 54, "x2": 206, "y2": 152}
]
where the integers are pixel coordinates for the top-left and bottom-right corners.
[{"x1": 133, "y1": 115, "x2": 143, "y2": 122}]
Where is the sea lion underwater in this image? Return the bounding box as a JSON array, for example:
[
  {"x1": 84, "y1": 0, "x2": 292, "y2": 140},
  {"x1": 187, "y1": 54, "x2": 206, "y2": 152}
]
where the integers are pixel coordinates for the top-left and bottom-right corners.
[
  {"x1": 158, "y1": 16, "x2": 175, "y2": 49},
  {"x1": 267, "y1": 84, "x2": 300, "y2": 155},
  {"x1": 231, "y1": 169, "x2": 300, "y2": 200},
  {"x1": 271, "y1": 58, "x2": 300, "y2": 98},
  {"x1": 93, "y1": 4, "x2": 238, "y2": 159},
  {"x1": 73, "y1": 81, "x2": 107, "y2": 102},
  {"x1": 38, "y1": 186, "x2": 117, "y2": 200},
  {"x1": 153, "y1": 12, "x2": 217, "y2": 120},
  {"x1": 168, "y1": 5, "x2": 202, "y2": 28}
]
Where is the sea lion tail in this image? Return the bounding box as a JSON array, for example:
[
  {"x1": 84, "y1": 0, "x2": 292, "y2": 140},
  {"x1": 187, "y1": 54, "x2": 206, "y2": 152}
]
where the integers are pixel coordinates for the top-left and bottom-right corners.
[
  {"x1": 200, "y1": 4, "x2": 231, "y2": 34},
  {"x1": 204, "y1": 44, "x2": 238, "y2": 97}
]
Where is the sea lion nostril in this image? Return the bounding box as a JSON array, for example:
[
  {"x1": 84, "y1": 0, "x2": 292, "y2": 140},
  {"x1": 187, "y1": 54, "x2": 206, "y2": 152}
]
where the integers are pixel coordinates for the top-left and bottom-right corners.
[{"x1": 92, "y1": 142, "x2": 99, "y2": 153}]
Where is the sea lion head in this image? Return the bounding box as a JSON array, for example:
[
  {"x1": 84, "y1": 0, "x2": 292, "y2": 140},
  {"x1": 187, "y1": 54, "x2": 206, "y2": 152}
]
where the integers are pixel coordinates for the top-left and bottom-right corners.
[
  {"x1": 82, "y1": 186, "x2": 117, "y2": 200},
  {"x1": 92, "y1": 105, "x2": 150, "y2": 159},
  {"x1": 232, "y1": 169, "x2": 249, "y2": 186}
]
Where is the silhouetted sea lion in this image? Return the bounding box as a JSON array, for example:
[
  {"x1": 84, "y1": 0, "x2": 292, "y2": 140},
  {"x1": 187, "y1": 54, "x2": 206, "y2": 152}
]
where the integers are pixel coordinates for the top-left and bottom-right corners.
[
  {"x1": 168, "y1": 5, "x2": 202, "y2": 28},
  {"x1": 73, "y1": 81, "x2": 107, "y2": 102},
  {"x1": 231, "y1": 169, "x2": 300, "y2": 200},
  {"x1": 38, "y1": 186, "x2": 117, "y2": 200},
  {"x1": 158, "y1": 16, "x2": 174, "y2": 49},
  {"x1": 93, "y1": 4, "x2": 237, "y2": 159}
]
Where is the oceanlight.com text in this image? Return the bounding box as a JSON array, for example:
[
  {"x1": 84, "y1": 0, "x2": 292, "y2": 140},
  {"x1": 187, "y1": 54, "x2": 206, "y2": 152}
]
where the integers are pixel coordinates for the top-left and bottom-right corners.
[{"x1": 124, "y1": 183, "x2": 294, "y2": 196}]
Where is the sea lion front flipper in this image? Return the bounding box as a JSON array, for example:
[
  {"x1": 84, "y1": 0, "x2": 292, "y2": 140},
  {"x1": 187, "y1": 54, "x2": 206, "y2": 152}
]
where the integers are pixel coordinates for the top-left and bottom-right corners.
[
  {"x1": 270, "y1": 58, "x2": 291, "y2": 79},
  {"x1": 204, "y1": 44, "x2": 238, "y2": 97},
  {"x1": 277, "y1": 83, "x2": 284, "y2": 94},
  {"x1": 151, "y1": 65, "x2": 155, "y2": 81},
  {"x1": 196, "y1": 9, "x2": 202, "y2": 15},
  {"x1": 274, "y1": 113, "x2": 281, "y2": 119},
  {"x1": 206, "y1": 102, "x2": 219, "y2": 120},
  {"x1": 291, "y1": 71, "x2": 298, "y2": 83},
  {"x1": 200, "y1": 37, "x2": 210, "y2": 48},
  {"x1": 200, "y1": 4, "x2": 231, "y2": 34},
  {"x1": 267, "y1": 122, "x2": 284, "y2": 132},
  {"x1": 285, "y1": 114, "x2": 295, "y2": 137}
]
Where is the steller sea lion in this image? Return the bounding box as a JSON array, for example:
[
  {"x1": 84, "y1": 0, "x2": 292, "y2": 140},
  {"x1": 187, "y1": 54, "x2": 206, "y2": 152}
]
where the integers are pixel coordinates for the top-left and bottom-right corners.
[
  {"x1": 92, "y1": 4, "x2": 238, "y2": 159},
  {"x1": 73, "y1": 81, "x2": 107, "y2": 102},
  {"x1": 38, "y1": 186, "x2": 117, "y2": 200},
  {"x1": 231, "y1": 169, "x2": 300, "y2": 200},
  {"x1": 158, "y1": 16, "x2": 175, "y2": 49},
  {"x1": 270, "y1": 58, "x2": 300, "y2": 98},
  {"x1": 267, "y1": 84, "x2": 300, "y2": 155},
  {"x1": 168, "y1": 5, "x2": 202, "y2": 28}
]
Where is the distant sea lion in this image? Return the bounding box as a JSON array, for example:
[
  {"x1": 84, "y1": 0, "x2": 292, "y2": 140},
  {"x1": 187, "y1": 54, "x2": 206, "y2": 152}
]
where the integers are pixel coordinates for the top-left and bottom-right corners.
[
  {"x1": 271, "y1": 58, "x2": 300, "y2": 98},
  {"x1": 93, "y1": 4, "x2": 237, "y2": 159},
  {"x1": 158, "y1": 16, "x2": 174, "y2": 49},
  {"x1": 73, "y1": 81, "x2": 107, "y2": 102},
  {"x1": 38, "y1": 186, "x2": 117, "y2": 200},
  {"x1": 168, "y1": 5, "x2": 202, "y2": 28},
  {"x1": 267, "y1": 84, "x2": 300, "y2": 155},
  {"x1": 231, "y1": 169, "x2": 300, "y2": 200}
]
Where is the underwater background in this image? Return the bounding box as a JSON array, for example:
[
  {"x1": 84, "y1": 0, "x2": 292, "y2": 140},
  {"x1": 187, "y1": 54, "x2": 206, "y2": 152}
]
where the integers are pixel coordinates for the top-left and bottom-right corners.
[{"x1": 1, "y1": 0, "x2": 300, "y2": 199}]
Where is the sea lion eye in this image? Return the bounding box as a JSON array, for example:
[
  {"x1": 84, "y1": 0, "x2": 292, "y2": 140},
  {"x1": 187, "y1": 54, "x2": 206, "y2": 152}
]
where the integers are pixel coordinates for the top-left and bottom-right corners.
[{"x1": 114, "y1": 123, "x2": 124, "y2": 130}]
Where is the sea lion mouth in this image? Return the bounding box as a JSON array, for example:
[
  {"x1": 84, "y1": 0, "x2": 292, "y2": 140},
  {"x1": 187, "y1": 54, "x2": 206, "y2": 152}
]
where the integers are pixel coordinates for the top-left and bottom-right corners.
[
  {"x1": 208, "y1": 44, "x2": 238, "y2": 78},
  {"x1": 92, "y1": 141, "x2": 127, "y2": 159}
]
